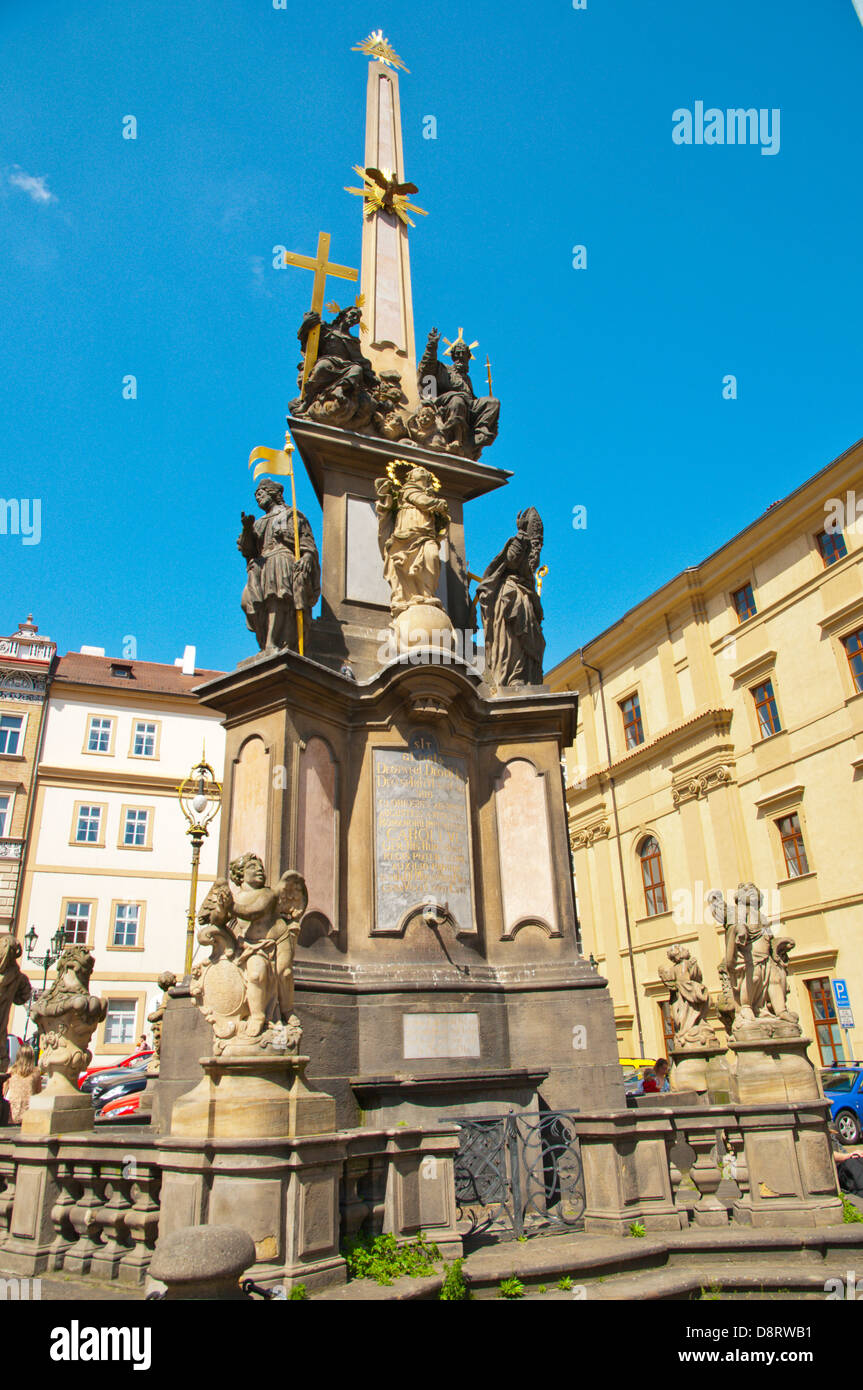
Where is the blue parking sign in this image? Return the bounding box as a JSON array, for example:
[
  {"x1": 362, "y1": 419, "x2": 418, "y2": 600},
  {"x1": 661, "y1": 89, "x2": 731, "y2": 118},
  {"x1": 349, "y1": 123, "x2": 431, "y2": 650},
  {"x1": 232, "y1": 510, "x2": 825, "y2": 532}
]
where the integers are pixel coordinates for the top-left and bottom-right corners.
[{"x1": 833, "y1": 979, "x2": 850, "y2": 1008}]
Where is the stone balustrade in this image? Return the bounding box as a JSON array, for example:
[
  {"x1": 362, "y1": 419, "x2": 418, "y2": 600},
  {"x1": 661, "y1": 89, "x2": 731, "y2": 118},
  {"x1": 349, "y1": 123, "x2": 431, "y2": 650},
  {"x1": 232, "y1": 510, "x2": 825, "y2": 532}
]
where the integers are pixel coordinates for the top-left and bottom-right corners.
[
  {"x1": 0, "y1": 1120, "x2": 461, "y2": 1291},
  {"x1": 0, "y1": 1128, "x2": 161, "y2": 1284},
  {"x1": 574, "y1": 1098, "x2": 843, "y2": 1235}
]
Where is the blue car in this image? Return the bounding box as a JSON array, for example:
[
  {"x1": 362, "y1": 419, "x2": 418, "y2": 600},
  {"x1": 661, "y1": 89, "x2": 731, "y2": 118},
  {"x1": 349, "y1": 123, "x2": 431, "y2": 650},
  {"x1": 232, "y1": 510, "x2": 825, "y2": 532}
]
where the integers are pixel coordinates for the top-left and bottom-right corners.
[{"x1": 821, "y1": 1065, "x2": 863, "y2": 1144}]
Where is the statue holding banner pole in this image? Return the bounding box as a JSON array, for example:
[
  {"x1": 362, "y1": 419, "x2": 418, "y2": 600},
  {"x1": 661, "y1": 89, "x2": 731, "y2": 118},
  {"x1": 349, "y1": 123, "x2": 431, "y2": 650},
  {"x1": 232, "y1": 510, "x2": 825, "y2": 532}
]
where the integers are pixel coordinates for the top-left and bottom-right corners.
[{"x1": 239, "y1": 437, "x2": 321, "y2": 655}]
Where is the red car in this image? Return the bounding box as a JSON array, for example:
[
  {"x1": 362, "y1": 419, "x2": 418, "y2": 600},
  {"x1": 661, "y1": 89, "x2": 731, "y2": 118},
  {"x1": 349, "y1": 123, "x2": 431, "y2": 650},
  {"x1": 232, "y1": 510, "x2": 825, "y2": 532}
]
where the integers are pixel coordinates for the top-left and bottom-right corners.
[
  {"x1": 79, "y1": 1048, "x2": 152, "y2": 1087},
  {"x1": 96, "y1": 1092, "x2": 142, "y2": 1123}
]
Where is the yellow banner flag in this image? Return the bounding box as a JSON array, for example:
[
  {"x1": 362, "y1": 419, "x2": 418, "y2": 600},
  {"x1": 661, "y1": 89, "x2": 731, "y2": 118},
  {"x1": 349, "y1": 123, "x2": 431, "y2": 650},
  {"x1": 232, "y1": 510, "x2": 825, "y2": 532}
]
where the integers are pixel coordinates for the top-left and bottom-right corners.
[{"x1": 248, "y1": 444, "x2": 294, "y2": 482}]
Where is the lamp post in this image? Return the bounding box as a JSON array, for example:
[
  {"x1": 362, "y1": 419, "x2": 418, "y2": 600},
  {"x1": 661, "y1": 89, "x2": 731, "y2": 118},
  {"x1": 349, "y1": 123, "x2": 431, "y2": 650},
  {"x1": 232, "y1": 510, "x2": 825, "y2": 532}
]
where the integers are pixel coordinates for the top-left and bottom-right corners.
[
  {"x1": 178, "y1": 750, "x2": 222, "y2": 978},
  {"x1": 23, "y1": 923, "x2": 66, "y2": 1044}
]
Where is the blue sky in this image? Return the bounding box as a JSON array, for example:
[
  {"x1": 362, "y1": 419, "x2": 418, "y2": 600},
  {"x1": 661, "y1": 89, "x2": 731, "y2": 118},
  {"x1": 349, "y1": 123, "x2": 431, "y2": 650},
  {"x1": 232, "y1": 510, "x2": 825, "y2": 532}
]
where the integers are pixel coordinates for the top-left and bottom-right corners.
[{"x1": 2, "y1": 0, "x2": 862, "y2": 672}]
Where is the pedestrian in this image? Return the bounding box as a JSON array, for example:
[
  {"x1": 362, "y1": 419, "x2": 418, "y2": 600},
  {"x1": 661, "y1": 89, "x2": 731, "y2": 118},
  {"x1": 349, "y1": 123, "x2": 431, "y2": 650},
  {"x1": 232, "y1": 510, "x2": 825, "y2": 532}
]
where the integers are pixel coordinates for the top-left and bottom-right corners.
[
  {"x1": 3, "y1": 1044, "x2": 42, "y2": 1124},
  {"x1": 137, "y1": 1033, "x2": 149, "y2": 1051},
  {"x1": 641, "y1": 1059, "x2": 670, "y2": 1094},
  {"x1": 831, "y1": 1126, "x2": 863, "y2": 1202}
]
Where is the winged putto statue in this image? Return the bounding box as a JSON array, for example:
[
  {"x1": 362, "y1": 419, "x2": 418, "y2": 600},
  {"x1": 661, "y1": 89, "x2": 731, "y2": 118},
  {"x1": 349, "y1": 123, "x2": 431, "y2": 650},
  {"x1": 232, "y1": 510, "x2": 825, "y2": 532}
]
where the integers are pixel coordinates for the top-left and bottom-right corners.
[
  {"x1": 192, "y1": 853, "x2": 307, "y2": 1056},
  {"x1": 708, "y1": 882, "x2": 801, "y2": 1040}
]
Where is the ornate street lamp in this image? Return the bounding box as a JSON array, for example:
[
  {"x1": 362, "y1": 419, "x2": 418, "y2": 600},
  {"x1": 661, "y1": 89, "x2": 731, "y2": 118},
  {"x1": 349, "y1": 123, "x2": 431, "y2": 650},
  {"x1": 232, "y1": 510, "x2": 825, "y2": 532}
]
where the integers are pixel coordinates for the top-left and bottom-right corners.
[
  {"x1": 177, "y1": 749, "x2": 222, "y2": 977},
  {"x1": 23, "y1": 923, "x2": 66, "y2": 1042}
]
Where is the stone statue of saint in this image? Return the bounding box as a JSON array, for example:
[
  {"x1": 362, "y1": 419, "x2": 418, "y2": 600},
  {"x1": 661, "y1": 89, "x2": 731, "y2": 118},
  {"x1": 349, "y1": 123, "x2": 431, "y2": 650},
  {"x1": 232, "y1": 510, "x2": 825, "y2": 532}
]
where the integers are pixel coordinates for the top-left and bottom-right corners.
[
  {"x1": 375, "y1": 464, "x2": 451, "y2": 617},
  {"x1": 238, "y1": 479, "x2": 321, "y2": 653},
  {"x1": 193, "y1": 854, "x2": 307, "y2": 1055},
  {"x1": 708, "y1": 883, "x2": 801, "y2": 1039},
  {"x1": 477, "y1": 508, "x2": 545, "y2": 688},
  {"x1": 290, "y1": 306, "x2": 381, "y2": 428},
  {"x1": 417, "y1": 329, "x2": 500, "y2": 459},
  {"x1": 658, "y1": 944, "x2": 718, "y2": 1048},
  {"x1": 0, "y1": 934, "x2": 31, "y2": 1077}
]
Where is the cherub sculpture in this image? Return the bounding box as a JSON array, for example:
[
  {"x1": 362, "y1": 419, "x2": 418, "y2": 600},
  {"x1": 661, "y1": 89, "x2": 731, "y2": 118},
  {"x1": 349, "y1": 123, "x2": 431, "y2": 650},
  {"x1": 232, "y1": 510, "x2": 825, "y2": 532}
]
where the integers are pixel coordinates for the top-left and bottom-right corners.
[
  {"x1": 193, "y1": 853, "x2": 307, "y2": 1055},
  {"x1": 708, "y1": 883, "x2": 801, "y2": 1039}
]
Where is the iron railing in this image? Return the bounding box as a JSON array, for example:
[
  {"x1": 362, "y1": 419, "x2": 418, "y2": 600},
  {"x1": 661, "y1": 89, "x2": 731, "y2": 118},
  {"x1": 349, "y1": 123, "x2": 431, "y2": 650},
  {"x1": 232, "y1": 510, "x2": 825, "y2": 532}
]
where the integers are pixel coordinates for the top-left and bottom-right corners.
[{"x1": 446, "y1": 1109, "x2": 585, "y2": 1240}]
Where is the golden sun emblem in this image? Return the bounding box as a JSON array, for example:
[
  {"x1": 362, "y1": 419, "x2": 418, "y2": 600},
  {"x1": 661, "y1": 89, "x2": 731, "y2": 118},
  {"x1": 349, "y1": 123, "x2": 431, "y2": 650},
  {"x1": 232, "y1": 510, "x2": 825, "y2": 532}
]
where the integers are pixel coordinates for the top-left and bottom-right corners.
[
  {"x1": 443, "y1": 328, "x2": 480, "y2": 361},
  {"x1": 345, "y1": 166, "x2": 428, "y2": 228},
  {"x1": 325, "y1": 293, "x2": 367, "y2": 333},
  {"x1": 351, "y1": 30, "x2": 409, "y2": 72}
]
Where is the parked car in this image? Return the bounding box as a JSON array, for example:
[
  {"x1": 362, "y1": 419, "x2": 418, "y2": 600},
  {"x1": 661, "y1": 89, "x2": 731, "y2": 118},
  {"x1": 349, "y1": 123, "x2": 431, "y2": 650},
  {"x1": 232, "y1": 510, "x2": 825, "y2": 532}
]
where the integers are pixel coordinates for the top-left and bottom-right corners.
[
  {"x1": 95, "y1": 1088, "x2": 145, "y2": 1124},
  {"x1": 79, "y1": 1050, "x2": 152, "y2": 1095},
  {"x1": 821, "y1": 1065, "x2": 863, "y2": 1144},
  {"x1": 93, "y1": 1073, "x2": 149, "y2": 1118}
]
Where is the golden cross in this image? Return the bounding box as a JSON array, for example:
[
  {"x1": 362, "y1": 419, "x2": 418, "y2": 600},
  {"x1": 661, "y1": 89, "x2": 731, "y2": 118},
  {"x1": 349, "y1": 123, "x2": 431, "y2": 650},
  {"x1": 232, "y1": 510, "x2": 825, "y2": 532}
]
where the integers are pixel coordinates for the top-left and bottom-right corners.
[{"x1": 282, "y1": 232, "x2": 358, "y2": 394}]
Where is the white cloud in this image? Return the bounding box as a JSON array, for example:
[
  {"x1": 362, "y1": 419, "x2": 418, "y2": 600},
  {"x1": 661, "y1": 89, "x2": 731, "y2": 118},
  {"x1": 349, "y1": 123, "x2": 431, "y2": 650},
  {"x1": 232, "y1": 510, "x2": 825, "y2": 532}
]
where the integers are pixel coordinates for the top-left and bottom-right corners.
[
  {"x1": 854, "y1": 0, "x2": 863, "y2": 25},
  {"x1": 8, "y1": 168, "x2": 56, "y2": 204}
]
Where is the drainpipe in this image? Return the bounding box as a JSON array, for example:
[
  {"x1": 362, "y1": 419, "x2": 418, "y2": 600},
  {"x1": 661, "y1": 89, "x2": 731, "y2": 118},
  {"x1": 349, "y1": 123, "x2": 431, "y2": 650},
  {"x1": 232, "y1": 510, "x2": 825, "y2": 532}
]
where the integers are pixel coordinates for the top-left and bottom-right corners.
[{"x1": 580, "y1": 651, "x2": 646, "y2": 1059}]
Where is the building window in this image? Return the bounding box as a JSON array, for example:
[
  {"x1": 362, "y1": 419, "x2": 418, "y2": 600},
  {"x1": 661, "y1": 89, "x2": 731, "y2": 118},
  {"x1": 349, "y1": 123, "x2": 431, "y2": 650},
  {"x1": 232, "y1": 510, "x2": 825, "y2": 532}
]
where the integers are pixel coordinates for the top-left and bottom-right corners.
[
  {"x1": 86, "y1": 716, "x2": 113, "y2": 753},
  {"x1": 132, "y1": 721, "x2": 157, "y2": 758},
  {"x1": 112, "y1": 904, "x2": 141, "y2": 948},
  {"x1": 75, "y1": 805, "x2": 102, "y2": 844},
  {"x1": 732, "y1": 583, "x2": 757, "y2": 623},
  {"x1": 638, "y1": 836, "x2": 667, "y2": 916},
  {"x1": 621, "y1": 694, "x2": 644, "y2": 750},
  {"x1": 111, "y1": 663, "x2": 133, "y2": 680},
  {"x1": 806, "y1": 978, "x2": 845, "y2": 1066},
  {"x1": 777, "y1": 813, "x2": 809, "y2": 878},
  {"x1": 659, "y1": 1001, "x2": 676, "y2": 1059},
  {"x1": 752, "y1": 679, "x2": 781, "y2": 738},
  {"x1": 817, "y1": 530, "x2": 848, "y2": 567},
  {"x1": 123, "y1": 808, "x2": 149, "y2": 847},
  {"x1": 62, "y1": 901, "x2": 91, "y2": 946},
  {"x1": 0, "y1": 715, "x2": 24, "y2": 756},
  {"x1": 104, "y1": 999, "x2": 138, "y2": 1046},
  {"x1": 0, "y1": 793, "x2": 12, "y2": 837},
  {"x1": 843, "y1": 629, "x2": 863, "y2": 695}
]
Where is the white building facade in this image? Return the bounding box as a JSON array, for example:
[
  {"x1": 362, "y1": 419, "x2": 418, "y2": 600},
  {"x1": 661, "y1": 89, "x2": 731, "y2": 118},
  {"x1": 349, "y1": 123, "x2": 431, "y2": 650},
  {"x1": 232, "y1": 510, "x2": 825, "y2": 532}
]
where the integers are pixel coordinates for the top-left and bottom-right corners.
[{"x1": 12, "y1": 651, "x2": 225, "y2": 1065}]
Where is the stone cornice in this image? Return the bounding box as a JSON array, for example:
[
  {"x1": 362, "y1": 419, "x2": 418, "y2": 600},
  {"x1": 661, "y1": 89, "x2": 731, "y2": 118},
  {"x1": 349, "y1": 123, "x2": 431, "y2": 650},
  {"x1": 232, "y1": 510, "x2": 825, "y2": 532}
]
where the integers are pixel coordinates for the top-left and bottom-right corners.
[
  {"x1": 38, "y1": 766, "x2": 184, "y2": 796},
  {"x1": 819, "y1": 594, "x2": 863, "y2": 638},
  {"x1": 604, "y1": 707, "x2": 734, "y2": 779},
  {"x1": 728, "y1": 650, "x2": 778, "y2": 687},
  {"x1": 570, "y1": 817, "x2": 611, "y2": 851},
  {"x1": 671, "y1": 761, "x2": 735, "y2": 807},
  {"x1": 753, "y1": 783, "x2": 805, "y2": 815}
]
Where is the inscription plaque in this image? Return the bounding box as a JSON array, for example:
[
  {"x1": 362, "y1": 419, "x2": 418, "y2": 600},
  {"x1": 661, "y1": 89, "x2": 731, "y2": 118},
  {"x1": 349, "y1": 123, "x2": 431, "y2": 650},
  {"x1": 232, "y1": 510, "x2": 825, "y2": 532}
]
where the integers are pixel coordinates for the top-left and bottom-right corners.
[
  {"x1": 403, "y1": 1013, "x2": 481, "y2": 1060},
  {"x1": 373, "y1": 732, "x2": 475, "y2": 933}
]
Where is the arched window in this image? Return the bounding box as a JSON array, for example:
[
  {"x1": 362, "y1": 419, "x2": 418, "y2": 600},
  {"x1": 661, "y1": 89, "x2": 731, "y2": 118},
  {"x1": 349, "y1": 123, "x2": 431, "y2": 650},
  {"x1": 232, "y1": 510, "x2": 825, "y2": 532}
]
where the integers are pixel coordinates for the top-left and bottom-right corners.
[{"x1": 638, "y1": 836, "x2": 667, "y2": 917}]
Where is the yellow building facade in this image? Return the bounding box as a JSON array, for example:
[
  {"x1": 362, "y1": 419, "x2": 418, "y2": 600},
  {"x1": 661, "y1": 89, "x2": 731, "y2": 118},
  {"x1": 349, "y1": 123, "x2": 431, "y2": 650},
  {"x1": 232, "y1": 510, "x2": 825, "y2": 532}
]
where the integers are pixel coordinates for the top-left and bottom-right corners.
[{"x1": 547, "y1": 436, "x2": 863, "y2": 1067}]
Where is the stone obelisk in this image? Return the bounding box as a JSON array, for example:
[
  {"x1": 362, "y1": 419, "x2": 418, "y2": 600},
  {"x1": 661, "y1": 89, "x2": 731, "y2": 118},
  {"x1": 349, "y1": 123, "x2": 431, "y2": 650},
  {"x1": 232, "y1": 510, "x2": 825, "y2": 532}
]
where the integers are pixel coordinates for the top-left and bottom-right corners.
[{"x1": 357, "y1": 47, "x2": 420, "y2": 410}]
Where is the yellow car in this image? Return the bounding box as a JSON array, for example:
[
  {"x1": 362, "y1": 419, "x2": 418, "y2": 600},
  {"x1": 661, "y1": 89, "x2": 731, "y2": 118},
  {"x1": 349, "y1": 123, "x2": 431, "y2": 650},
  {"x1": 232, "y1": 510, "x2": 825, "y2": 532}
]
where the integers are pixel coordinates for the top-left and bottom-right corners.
[{"x1": 620, "y1": 1057, "x2": 661, "y2": 1095}]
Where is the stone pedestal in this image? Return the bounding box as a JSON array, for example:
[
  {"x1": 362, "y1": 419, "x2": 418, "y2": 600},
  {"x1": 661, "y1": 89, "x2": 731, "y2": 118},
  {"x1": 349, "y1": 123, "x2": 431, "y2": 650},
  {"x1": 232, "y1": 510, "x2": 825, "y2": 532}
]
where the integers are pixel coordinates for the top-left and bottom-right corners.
[
  {"x1": 731, "y1": 1101, "x2": 844, "y2": 1229},
  {"x1": 391, "y1": 604, "x2": 455, "y2": 654},
  {"x1": 170, "y1": 1054, "x2": 336, "y2": 1141},
  {"x1": 20, "y1": 1090, "x2": 93, "y2": 1138},
  {"x1": 151, "y1": 982, "x2": 214, "y2": 1133},
  {"x1": 670, "y1": 1045, "x2": 733, "y2": 1104},
  {"x1": 729, "y1": 1035, "x2": 821, "y2": 1105},
  {"x1": 574, "y1": 1111, "x2": 684, "y2": 1235},
  {"x1": 157, "y1": 1132, "x2": 348, "y2": 1293}
]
